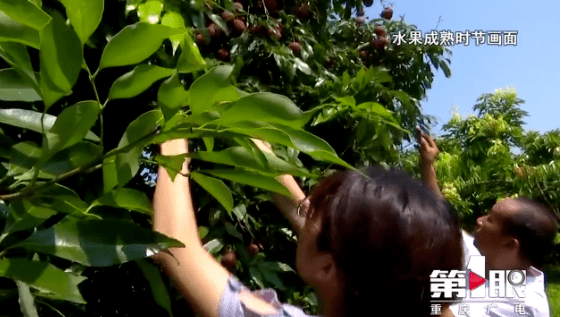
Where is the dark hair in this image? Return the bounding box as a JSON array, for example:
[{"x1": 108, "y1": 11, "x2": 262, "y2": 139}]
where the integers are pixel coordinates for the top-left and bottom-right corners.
[
  {"x1": 307, "y1": 166, "x2": 463, "y2": 317},
  {"x1": 501, "y1": 197, "x2": 557, "y2": 269}
]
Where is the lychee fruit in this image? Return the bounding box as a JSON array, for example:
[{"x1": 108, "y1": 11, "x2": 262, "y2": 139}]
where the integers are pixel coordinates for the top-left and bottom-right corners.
[
  {"x1": 374, "y1": 25, "x2": 386, "y2": 37},
  {"x1": 247, "y1": 244, "x2": 260, "y2": 257},
  {"x1": 196, "y1": 33, "x2": 206, "y2": 46},
  {"x1": 222, "y1": 10, "x2": 235, "y2": 22},
  {"x1": 296, "y1": 3, "x2": 310, "y2": 20},
  {"x1": 217, "y1": 48, "x2": 230, "y2": 61},
  {"x1": 264, "y1": 0, "x2": 278, "y2": 15},
  {"x1": 268, "y1": 26, "x2": 282, "y2": 40},
  {"x1": 233, "y1": 2, "x2": 244, "y2": 11},
  {"x1": 207, "y1": 23, "x2": 220, "y2": 38},
  {"x1": 355, "y1": 16, "x2": 365, "y2": 26},
  {"x1": 221, "y1": 250, "x2": 237, "y2": 269},
  {"x1": 371, "y1": 36, "x2": 388, "y2": 50},
  {"x1": 382, "y1": 7, "x2": 393, "y2": 19},
  {"x1": 289, "y1": 41, "x2": 301, "y2": 54},
  {"x1": 233, "y1": 19, "x2": 246, "y2": 34}
]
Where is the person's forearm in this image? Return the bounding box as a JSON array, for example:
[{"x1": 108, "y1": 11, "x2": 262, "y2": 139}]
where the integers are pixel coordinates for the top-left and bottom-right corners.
[
  {"x1": 251, "y1": 139, "x2": 306, "y2": 235},
  {"x1": 272, "y1": 175, "x2": 306, "y2": 235},
  {"x1": 153, "y1": 139, "x2": 201, "y2": 253},
  {"x1": 419, "y1": 160, "x2": 443, "y2": 198}
]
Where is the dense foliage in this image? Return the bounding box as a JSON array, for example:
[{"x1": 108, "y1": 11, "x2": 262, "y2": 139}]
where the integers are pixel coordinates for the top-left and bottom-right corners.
[
  {"x1": 399, "y1": 87, "x2": 560, "y2": 264},
  {"x1": 0, "y1": 0, "x2": 556, "y2": 316}
]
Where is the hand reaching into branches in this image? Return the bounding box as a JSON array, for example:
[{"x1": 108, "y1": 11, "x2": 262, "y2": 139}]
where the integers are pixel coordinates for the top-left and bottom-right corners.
[
  {"x1": 418, "y1": 128, "x2": 440, "y2": 165},
  {"x1": 417, "y1": 128, "x2": 443, "y2": 198}
]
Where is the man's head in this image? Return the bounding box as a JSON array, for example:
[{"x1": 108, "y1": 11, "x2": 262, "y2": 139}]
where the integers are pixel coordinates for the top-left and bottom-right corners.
[{"x1": 474, "y1": 198, "x2": 557, "y2": 270}]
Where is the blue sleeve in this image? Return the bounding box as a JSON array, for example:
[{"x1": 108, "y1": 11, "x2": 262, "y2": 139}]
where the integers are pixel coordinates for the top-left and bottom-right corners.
[{"x1": 218, "y1": 276, "x2": 315, "y2": 317}]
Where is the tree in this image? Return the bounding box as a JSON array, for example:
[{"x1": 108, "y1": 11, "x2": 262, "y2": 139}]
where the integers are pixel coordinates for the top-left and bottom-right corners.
[
  {"x1": 399, "y1": 87, "x2": 560, "y2": 264},
  {"x1": 0, "y1": 0, "x2": 452, "y2": 315}
]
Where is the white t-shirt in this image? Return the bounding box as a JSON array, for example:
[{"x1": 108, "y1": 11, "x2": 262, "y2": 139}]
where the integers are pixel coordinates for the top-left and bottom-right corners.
[{"x1": 448, "y1": 231, "x2": 550, "y2": 317}]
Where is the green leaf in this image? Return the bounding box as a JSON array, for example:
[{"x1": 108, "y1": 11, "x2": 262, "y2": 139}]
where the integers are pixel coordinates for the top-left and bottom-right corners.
[
  {"x1": 356, "y1": 102, "x2": 394, "y2": 119},
  {"x1": 98, "y1": 22, "x2": 184, "y2": 70},
  {"x1": 0, "y1": 108, "x2": 99, "y2": 142},
  {"x1": 224, "y1": 222, "x2": 243, "y2": 242},
  {"x1": 12, "y1": 217, "x2": 184, "y2": 267},
  {"x1": 203, "y1": 137, "x2": 214, "y2": 151},
  {"x1": 219, "y1": 93, "x2": 313, "y2": 129},
  {"x1": 154, "y1": 153, "x2": 185, "y2": 182},
  {"x1": 208, "y1": 13, "x2": 229, "y2": 35},
  {"x1": 249, "y1": 266, "x2": 265, "y2": 288},
  {"x1": 203, "y1": 238, "x2": 223, "y2": 254},
  {"x1": 198, "y1": 226, "x2": 209, "y2": 239},
  {"x1": 157, "y1": 72, "x2": 185, "y2": 121},
  {"x1": 7, "y1": 142, "x2": 51, "y2": 178},
  {"x1": 40, "y1": 142, "x2": 101, "y2": 176},
  {"x1": 136, "y1": 260, "x2": 172, "y2": 317},
  {"x1": 16, "y1": 280, "x2": 39, "y2": 317},
  {"x1": 39, "y1": 12, "x2": 83, "y2": 108},
  {"x1": 89, "y1": 188, "x2": 152, "y2": 214},
  {"x1": 114, "y1": 110, "x2": 163, "y2": 187},
  {"x1": 198, "y1": 169, "x2": 291, "y2": 196},
  {"x1": 0, "y1": 68, "x2": 41, "y2": 101},
  {"x1": 0, "y1": 199, "x2": 57, "y2": 243},
  {"x1": 368, "y1": 66, "x2": 392, "y2": 84},
  {"x1": 116, "y1": 111, "x2": 162, "y2": 150},
  {"x1": 0, "y1": 0, "x2": 50, "y2": 30},
  {"x1": 0, "y1": 10, "x2": 40, "y2": 49},
  {"x1": 29, "y1": 184, "x2": 90, "y2": 216},
  {"x1": 225, "y1": 121, "x2": 353, "y2": 169},
  {"x1": 186, "y1": 146, "x2": 310, "y2": 177},
  {"x1": 107, "y1": 64, "x2": 174, "y2": 101},
  {"x1": 231, "y1": 204, "x2": 246, "y2": 222},
  {"x1": 186, "y1": 65, "x2": 239, "y2": 115},
  {"x1": 439, "y1": 59, "x2": 451, "y2": 78},
  {"x1": 0, "y1": 42, "x2": 39, "y2": 90},
  {"x1": 58, "y1": 0, "x2": 103, "y2": 44},
  {"x1": 42, "y1": 101, "x2": 100, "y2": 163},
  {"x1": 137, "y1": 0, "x2": 163, "y2": 24},
  {"x1": 102, "y1": 156, "x2": 118, "y2": 193},
  {"x1": 1, "y1": 259, "x2": 87, "y2": 304},
  {"x1": 190, "y1": 172, "x2": 233, "y2": 213},
  {"x1": 177, "y1": 33, "x2": 206, "y2": 73},
  {"x1": 294, "y1": 58, "x2": 312, "y2": 75},
  {"x1": 161, "y1": 12, "x2": 185, "y2": 52},
  {"x1": 257, "y1": 263, "x2": 285, "y2": 290}
]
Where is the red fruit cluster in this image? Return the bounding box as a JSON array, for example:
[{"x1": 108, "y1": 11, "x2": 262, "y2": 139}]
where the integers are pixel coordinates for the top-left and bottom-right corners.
[
  {"x1": 247, "y1": 243, "x2": 260, "y2": 257},
  {"x1": 221, "y1": 250, "x2": 237, "y2": 269},
  {"x1": 264, "y1": 0, "x2": 279, "y2": 16},
  {"x1": 371, "y1": 36, "x2": 389, "y2": 51},
  {"x1": 382, "y1": 7, "x2": 393, "y2": 20},
  {"x1": 195, "y1": 1, "x2": 250, "y2": 62},
  {"x1": 355, "y1": 16, "x2": 365, "y2": 26},
  {"x1": 289, "y1": 41, "x2": 301, "y2": 54},
  {"x1": 371, "y1": 25, "x2": 388, "y2": 51},
  {"x1": 296, "y1": 3, "x2": 310, "y2": 21}
]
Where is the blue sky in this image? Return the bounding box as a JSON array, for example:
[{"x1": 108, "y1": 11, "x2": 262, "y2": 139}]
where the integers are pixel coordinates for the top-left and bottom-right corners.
[{"x1": 363, "y1": 0, "x2": 560, "y2": 135}]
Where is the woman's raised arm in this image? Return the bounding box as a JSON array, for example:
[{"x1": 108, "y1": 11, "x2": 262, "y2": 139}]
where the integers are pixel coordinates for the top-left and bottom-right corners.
[{"x1": 152, "y1": 138, "x2": 278, "y2": 317}]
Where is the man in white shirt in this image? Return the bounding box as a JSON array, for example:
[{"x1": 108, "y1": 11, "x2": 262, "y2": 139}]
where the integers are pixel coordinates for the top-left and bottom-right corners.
[{"x1": 417, "y1": 132, "x2": 556, "y2": 317}]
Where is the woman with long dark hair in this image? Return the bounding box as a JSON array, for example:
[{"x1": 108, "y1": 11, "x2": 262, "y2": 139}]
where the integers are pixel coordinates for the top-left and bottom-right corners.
[{"x1": 152, "y1": 138, "x2": 463, "y2": 317}]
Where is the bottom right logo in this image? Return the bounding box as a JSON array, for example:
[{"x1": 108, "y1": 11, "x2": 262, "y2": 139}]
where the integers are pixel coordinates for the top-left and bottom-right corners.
[{"x1": 429, "y1": 255, "x2": 529, "y2": 316}]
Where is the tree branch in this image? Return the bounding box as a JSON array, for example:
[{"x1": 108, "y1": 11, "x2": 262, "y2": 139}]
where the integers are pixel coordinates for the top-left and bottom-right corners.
[{"x1": 0, "y1": 161, "x2": 103, "y2": 201}]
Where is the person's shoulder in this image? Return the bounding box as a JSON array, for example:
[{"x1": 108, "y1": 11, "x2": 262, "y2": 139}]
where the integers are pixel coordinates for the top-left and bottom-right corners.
[{"x1": 221, "y1": 275, "x2": 316, "y2": 317}]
